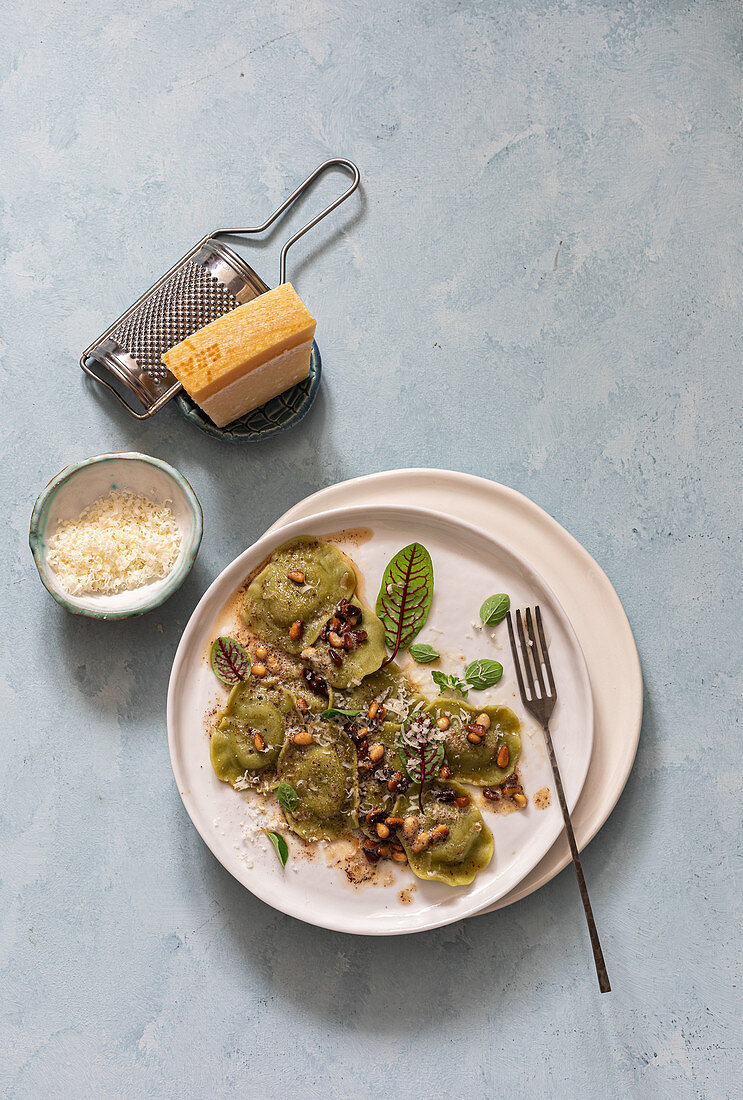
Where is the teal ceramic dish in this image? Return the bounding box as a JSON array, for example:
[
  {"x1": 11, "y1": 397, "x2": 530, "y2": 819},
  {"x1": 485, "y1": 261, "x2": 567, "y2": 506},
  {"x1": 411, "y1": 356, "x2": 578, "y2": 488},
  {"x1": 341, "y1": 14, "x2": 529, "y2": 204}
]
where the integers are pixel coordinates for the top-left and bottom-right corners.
[
  {"x1": 174, "y1": 341, "x2": 321, "y2": 441},
  {"x1": 29, "y1": 452, "x2": 203, "y2": 620}
]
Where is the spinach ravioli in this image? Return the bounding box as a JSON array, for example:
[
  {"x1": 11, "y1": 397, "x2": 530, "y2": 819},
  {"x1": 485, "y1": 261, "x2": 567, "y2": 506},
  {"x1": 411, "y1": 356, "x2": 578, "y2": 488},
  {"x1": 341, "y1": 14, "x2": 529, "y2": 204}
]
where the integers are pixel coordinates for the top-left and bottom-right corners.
[
  {"x1": 393, "y1": 782, "x2": 494, "y2": 885},
  {"x1": 277, "y1": 721, "x2": 359, "y2": 841},
  {"x1": 302, "y1": 605, "x2": 386, "y2": 689},
  {"x1": 425, "y1": 697, "x2": 521, "y2": 786},
  {"x1": 210, "y1": 680, "x2": 297, "y2": 788},
  {"x1": 243, "y1": 536, "x2": 356, "y2": 653}
]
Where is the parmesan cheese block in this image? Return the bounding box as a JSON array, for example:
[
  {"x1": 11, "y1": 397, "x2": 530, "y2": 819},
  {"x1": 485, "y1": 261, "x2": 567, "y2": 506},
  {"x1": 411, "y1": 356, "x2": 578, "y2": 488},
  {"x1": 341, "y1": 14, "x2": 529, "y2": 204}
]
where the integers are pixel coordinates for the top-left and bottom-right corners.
[{"x1": 162, "y1": 282, "x2": 316, "y2": 427}]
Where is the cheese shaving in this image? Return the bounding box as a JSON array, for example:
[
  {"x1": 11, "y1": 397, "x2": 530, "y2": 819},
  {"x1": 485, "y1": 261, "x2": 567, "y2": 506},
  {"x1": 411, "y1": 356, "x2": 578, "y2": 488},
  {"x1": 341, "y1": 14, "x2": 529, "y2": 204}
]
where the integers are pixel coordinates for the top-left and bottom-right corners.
[{"x1": 46, "y1": 489, "x2": 182, "y2": 595}]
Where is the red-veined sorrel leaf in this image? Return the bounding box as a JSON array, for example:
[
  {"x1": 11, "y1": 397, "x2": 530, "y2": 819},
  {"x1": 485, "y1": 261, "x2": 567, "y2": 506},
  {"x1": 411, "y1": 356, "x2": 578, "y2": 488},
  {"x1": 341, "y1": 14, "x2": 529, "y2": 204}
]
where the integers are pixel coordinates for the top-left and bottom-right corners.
[
  {"x1": 376, "y1": 542, "x2": 433, "y2": 665},
  {"x1": 397, "y1": 708, "x2": 445, "y2": 810},
  {"x1": 210, "y1": 636, "x2": 250, "y2": 686}
]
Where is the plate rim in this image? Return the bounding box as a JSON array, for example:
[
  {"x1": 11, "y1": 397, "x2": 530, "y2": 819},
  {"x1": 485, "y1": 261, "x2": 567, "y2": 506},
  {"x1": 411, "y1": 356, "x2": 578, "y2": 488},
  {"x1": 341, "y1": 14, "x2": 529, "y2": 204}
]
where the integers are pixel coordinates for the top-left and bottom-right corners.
[
  {"x1": 167, "y1": 501, "x2": 594, "y2": 936},
  {"x1": 268, "y1": 468, "x2": 643, "y2": 913}
]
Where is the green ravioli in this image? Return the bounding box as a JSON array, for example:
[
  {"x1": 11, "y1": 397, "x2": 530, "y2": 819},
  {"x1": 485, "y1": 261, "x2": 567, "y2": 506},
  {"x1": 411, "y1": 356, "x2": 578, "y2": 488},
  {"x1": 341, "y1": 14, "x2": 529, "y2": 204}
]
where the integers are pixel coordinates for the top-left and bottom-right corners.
[
  {"x1": 277, "y1": 721, "x2": 359, "y2": 841},
  {"x1": 425, "y1": 697, "x2": 521, "y2": 786},
  {"x1": 393, "y1": 781, "x2": 494, "y2": 885},
  {"x1": 210, "y1": 680, "x2": 296, "y2": 788},
  {"x1": 243, "y1": 537, "x2": 356, "y2": 654},
  {"x1": 302, "y1": 605, "x2": 387, "y2": 689}
]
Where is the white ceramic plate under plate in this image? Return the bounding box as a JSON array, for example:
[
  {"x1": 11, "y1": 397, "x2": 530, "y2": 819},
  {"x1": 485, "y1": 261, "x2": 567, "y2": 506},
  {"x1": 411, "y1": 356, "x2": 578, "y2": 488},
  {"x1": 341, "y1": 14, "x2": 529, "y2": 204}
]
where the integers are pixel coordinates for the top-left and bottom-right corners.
[
  {"x1": 168, "y1": 504, "x2": 593, "y2": 936},
  {"x1": 270, "y1": 469, "x2": 643, "y2": 915}
]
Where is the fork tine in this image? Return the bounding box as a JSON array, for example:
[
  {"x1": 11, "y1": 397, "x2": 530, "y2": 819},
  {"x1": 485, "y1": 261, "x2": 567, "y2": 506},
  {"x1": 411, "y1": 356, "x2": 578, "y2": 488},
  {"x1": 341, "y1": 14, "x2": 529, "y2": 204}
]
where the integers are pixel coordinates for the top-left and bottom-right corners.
[
  {"x1": 506, "y1": 611, "x2": 529, "y2": 704},
  {"x1": 535, "y1": 606, "x2": 557, "y2": 699},
  {"x1": 515, "y1": 609, "x2": 537, "y2": 697},
  {"x1": 525, "y1": 607, "x2": 548, "y2": 699}
]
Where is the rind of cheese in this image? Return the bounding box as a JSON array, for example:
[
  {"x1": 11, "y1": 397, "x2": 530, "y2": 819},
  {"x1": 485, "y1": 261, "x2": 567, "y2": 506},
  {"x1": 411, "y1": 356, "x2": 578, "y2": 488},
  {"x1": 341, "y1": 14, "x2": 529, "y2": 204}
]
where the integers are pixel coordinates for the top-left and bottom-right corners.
[{"x1": 162, "y1": 282, "x2": 316, "y2": 404}]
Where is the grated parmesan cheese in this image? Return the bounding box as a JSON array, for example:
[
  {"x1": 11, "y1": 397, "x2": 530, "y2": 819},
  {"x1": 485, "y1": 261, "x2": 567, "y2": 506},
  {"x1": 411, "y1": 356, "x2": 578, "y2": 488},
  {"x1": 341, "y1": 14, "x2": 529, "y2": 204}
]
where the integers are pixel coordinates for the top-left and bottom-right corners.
[{"x1": 46, "y1": 489, "x2": 182, "y2": 596}]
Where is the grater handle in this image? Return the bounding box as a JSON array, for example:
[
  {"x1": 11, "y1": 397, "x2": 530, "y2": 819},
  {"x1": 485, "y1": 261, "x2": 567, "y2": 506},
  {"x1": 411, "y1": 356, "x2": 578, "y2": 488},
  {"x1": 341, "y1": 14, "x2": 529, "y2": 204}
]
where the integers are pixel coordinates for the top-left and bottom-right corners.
[{"x1": 211, "y1": 157, "x2": 360, "y2": 284}]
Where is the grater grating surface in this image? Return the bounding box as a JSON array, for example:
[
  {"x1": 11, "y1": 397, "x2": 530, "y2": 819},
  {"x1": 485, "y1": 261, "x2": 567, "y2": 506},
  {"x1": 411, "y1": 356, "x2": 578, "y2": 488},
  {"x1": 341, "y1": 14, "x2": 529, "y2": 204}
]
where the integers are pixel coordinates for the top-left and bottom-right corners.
[{"x1": 110, "y1": 260, "x2": 239, "y2": 384}]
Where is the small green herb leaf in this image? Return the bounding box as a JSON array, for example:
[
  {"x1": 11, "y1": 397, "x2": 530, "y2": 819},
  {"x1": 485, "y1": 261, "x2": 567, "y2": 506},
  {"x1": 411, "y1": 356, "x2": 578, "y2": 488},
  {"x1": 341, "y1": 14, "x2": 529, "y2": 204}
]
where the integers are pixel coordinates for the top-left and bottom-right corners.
[
  {"x1": 480, "y1": 593, "x2": 510, "y2": 627},
  {"x1": 376, "y1": 542, "x2": 434, "y2": 664},
  {"x1": 276, "y1": 782, "x2": 298, "y2": 813},
  {"x1": 321, "y1": 707, "x2": 362, "y2": 720},
  {"x1": 264, "y1": 830, "x2": 289, "y2": 867},
  {"x1": 409, "y1": 643, "x2": 440, "y2": 664},
  {"x1": 211, "y1": 636, "x2": 250, "y2": 686},
  {"x1": 431, "y1": 670, "x2": 469, "y2": 698},
  {"x1": 465, "y1": 658, "x2": 504, "y2": 690}
]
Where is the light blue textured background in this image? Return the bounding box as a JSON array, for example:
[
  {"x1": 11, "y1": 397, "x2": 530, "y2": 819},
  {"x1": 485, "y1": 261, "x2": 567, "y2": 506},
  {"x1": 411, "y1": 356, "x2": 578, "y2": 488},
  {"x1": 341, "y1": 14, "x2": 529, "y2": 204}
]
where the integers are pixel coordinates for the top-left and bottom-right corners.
[{"x1": 2, "y1": 1, "x2": 741, "y2": 1096}]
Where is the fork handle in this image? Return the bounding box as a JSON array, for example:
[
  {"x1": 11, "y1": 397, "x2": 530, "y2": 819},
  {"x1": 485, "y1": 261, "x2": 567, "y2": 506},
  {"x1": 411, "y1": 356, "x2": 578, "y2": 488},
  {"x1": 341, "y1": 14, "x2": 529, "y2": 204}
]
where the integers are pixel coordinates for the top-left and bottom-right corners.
[{"x1": 542, "y1": 721, "x2": 611, "y2": 993}]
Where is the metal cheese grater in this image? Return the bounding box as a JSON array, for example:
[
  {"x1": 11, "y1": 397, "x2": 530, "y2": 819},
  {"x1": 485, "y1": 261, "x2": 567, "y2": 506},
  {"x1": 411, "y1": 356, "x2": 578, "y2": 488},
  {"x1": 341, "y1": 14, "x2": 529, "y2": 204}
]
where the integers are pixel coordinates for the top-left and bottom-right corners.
[{"x1": 80, "y1": 158, "x2": 360, "y2": 420}]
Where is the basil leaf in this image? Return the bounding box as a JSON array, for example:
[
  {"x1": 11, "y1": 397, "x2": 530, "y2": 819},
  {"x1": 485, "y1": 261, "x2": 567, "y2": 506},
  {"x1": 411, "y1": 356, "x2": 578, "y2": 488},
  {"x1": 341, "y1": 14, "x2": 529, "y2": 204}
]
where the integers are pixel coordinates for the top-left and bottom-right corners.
[
  {"x1": 321, "y1": 707, "x2": 362, "y2": 720},
  {"x1": 431, "y1": 670, "x2": 468, "y2": 698},
  {"x1": 264, "y1": 830, "x2": 289, "y2": 868},
  {"x1": 210, "y1": 636, "x2": 250, "y2": 686},
  {"x1": 276, "y1": 781, "x2": 298, "y2": 812},
  {"x1": 480, "y1": 593, "x2": 510, "y2": 627},
  {"x1": 409, "y1": 643, "x2": 440, "y2": 664},
  {"x1": 376, "y1": 543, "x2": 434, "y2": 663},
  {"x1": 465, "y1": 658, "x2": 504, "y2": 690}
]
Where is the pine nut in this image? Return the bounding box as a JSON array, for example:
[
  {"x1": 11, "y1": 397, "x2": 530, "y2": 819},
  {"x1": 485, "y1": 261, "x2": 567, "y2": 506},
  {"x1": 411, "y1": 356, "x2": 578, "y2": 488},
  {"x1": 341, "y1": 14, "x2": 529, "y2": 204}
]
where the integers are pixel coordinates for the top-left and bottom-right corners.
[
  {"x1": 513, "y1": 792, "x2": 527, "y2": 808},
  {"x1": 368, "y1": 743, "x2": 385, "y2": 763},
  {"x1": 251, "y1": 663, "x2": 267, "y2": 678},
  {"x1": 496, "y1": 744, "x2": 510, "y2": 768},
  {"x1": 392, "y1": 850, "x2": 408, "y2": 863},
  {"x1": 255, "y1": 645, "x2": 268, "y2": 661},
  {"x1": 467, "y1": 731, "x2": 482, "y2": 744},
  {"x1": 292, "y1": 730, "x2": 313, "y2": 746},
  {"x1": 412, "y1": 832, "x2": 430, "y2": 853},
  {"x1": 289, "y1": 620, "x2": 303, "y2": 641},
  {"x1": 385, "y1": 816, "x2": 404, "y2": 828},
  {"x1": 376, "y1": 822, "x2": 390, "y2": 840},
  {"x1": 368, "y1": 700, "x2": 379, "y2": 720},
  {"x1": 253, "y1": 732, "x2": 266, "y2": 751},
  {"x1": 377, "y1": 844, "x2": 390, "y2": 858},
  {"x1": 430, "y1": 824, "x2": 450, "y2": 846},
  {"x1": 402, "y1": 816, "x2": 419, "y2": 840},
  {"x1": 300, "y1": 647, "x2": 316, "y2": 661},
  {"x1": 476, "y1": 712, "x2": 491, "y2": 729},
  {"x1": 328, "y1": 631, "x2": 343, "y2": 648},
  {"x1": 436, "y1": 716, "x2": 450, "y2": 731},
  {"x1": 288, "y1": 570, "x2": 305, "y2": 584},
  {"x1": 455, "y1": 796, "x2": 470, "y2": 808},
  {"x1": 440, "y1": 764, "x2": 452, "y2": 780},
  {"x1": 296, "y1": 697, "x2": 309, "y2": 714}
]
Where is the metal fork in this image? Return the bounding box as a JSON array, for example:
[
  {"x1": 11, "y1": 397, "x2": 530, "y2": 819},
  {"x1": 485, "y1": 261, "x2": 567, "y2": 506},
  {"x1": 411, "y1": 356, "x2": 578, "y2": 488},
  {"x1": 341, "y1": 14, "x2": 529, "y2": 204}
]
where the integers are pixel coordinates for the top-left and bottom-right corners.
[{"x1": 506, "y1": 607, "x2": 611, "y2": 993}]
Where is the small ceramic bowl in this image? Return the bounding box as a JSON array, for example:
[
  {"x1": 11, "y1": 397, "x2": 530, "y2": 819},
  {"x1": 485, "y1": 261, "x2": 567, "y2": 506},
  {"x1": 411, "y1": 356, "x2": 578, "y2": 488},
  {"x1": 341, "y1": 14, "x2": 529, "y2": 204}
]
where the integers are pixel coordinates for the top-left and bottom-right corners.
[{"x1": 29, "y1": 452, "x2": 203, "y2": 620}]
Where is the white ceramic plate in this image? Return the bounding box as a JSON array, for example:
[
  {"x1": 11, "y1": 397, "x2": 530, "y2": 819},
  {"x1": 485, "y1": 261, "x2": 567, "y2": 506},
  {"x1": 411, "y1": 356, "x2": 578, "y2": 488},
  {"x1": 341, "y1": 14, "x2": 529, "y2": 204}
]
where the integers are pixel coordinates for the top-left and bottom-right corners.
[
  {"x1": 269, "y1": 470, "x2": 642, "y2": 914},
  {"x1": 168, "y1": 504, "x2": 593, "y2": 935}
]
